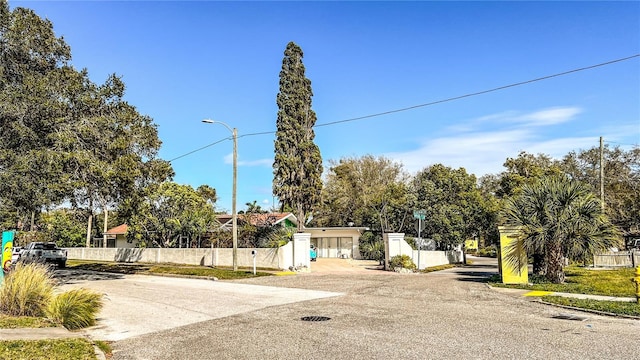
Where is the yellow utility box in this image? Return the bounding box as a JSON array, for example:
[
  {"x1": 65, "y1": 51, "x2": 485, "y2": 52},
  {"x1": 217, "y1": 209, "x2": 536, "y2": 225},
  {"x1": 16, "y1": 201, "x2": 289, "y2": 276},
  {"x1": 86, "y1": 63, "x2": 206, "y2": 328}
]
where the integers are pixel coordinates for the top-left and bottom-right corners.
[{"x1": 498, "y1": 226, "x2": 528, "y2": 284}]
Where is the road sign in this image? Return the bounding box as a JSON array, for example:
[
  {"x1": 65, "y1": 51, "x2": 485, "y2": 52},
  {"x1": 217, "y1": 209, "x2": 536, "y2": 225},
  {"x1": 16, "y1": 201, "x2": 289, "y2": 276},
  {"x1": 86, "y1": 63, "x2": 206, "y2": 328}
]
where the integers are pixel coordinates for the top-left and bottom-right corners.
[{"x1": 413, "y1": 209, "x2": 426, "y2": 220}]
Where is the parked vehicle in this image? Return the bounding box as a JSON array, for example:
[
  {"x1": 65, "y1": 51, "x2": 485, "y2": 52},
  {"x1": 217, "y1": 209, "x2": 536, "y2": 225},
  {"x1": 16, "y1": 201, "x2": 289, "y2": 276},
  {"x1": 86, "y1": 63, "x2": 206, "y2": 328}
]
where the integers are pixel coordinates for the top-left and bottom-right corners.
[
  {"x1": 20, "y1": 242, "x2": 67, "y2": 268},
  {"x1": 11, "y1": 246, "x2": 23, "y2": 263}
]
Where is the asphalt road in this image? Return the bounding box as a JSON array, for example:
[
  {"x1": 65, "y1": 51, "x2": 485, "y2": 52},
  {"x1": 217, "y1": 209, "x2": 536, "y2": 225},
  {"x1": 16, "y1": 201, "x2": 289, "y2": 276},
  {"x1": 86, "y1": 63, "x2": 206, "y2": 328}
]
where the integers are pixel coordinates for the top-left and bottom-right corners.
[
  {"x1": 60, "y1": 257, "x2": 640, "y2": 359},
  {"x1": 55, "y1": 270, "x2": 342, "y2": 341}
]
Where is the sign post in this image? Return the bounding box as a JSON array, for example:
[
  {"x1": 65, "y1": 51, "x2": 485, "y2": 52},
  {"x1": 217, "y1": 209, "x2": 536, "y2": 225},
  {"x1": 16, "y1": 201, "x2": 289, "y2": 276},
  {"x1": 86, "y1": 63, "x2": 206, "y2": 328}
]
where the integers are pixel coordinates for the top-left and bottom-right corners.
[
  {"x1": 1, "y1": 231, "x2": 15, "y2": 284},
  {"x1": 413, "y1": 210, "x2": 426, "y2": 269},
  {"x1": 251, "y1": 249, "x2": 257, "y2": 275}
]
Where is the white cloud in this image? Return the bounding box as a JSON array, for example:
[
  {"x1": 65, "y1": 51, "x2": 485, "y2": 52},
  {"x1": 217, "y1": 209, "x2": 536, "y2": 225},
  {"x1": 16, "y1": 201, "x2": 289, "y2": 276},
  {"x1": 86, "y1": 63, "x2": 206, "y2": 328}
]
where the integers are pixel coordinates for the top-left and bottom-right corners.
[
  {"x1": 223, "y1": 153, "x2": 272, "y2": 167},
  {"x1": 387, "y1": 130, "x2": 531, "y2": 176},
  {"x1": 517, "y1": 107, "x2": 582, "y2": 126},
  {"x1": 239, "y1": 158, "x2": 272, "y2": 167},
  {"x1": 386, "y1": 106, "x2": 592, "y2": 177},
  {"x1": 527, "y1": 137, "x2": 598, "y2": 157}
]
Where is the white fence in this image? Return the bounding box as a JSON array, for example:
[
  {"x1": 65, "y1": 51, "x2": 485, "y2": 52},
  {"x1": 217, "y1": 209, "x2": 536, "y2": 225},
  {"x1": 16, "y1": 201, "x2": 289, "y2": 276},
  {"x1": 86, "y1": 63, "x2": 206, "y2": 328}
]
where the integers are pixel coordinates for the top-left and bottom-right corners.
[{"x1": 593, "y1": 251, "x2": 640, "y2": 268}]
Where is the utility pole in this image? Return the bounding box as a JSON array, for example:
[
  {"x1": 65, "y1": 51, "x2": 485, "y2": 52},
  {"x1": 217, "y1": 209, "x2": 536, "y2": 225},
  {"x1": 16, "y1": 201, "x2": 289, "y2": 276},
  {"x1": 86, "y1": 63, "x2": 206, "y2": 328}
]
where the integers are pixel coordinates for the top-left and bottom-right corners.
[{"x1": 600, "y1": 136, "x2": 605, "y2": 211}]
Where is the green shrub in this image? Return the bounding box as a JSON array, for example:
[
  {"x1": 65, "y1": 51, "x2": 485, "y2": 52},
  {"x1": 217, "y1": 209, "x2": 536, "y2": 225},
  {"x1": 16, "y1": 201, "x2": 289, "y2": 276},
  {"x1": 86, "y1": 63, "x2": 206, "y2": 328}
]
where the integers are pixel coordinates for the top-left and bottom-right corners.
[
  {"x1": 0, "y1": 263, "x2": 54, "y2": 317},
  {"x1": 46, "y1": 288, "x2": 103, "y2": 330},
  {"x1": 476, "y1": 246, "x2": 497, "y2": 258},
  {"x1": 389, "y1": 255, "x2": 416, "y2": 272},
  {"x1": 359, "y1": 232, "x2": 385, "y2": 264}
]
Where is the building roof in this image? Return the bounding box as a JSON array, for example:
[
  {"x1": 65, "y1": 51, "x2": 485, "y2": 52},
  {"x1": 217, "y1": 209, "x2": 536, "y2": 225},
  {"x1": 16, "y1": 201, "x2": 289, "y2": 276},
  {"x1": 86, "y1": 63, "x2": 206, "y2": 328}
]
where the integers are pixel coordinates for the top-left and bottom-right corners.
[
  {"x1": 105, "y1": 224, "x2": 128, "y2": 235},
  {"x1": 216, "y1": 212, "x2": 298, "y2": 228}
]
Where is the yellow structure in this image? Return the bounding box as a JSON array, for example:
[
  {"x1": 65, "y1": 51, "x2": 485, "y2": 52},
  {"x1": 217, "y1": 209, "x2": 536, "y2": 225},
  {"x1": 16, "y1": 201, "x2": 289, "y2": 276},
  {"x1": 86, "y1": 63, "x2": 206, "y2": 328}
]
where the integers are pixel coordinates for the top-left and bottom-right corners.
[
  {"x1": 497, "y1": 226, "x2": 528, "y2": 284},
  {"x1": 464, "y1": 239, "x2": 478, "y2": 251},
  {"x1": 633, "y1": 266, "x2": 640, "y2": 304}
]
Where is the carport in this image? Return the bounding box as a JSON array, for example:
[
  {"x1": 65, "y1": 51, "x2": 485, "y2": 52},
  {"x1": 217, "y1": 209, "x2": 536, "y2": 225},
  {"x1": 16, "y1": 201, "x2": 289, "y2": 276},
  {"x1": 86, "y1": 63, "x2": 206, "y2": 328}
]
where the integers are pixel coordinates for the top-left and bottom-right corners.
[{"x1": 305, "y1": 227, "x2": 368, "y2": 259}]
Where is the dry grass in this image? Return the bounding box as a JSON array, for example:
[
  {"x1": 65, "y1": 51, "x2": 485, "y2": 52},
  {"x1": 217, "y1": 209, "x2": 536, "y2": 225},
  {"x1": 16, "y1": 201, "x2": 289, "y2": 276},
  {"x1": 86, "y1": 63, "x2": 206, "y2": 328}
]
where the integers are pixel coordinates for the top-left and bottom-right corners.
[
  {"x1": 46, "y1": 289, "x2": 104, "y2": 330},
  {"x1": 0, "y1": 263, "x2": 54, "y2": 317}
]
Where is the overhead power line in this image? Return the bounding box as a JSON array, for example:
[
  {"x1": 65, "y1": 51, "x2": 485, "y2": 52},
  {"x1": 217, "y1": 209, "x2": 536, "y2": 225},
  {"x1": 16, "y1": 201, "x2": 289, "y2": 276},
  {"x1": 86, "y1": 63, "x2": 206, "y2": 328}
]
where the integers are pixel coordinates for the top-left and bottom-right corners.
[
  {"x1": 168, "y1": 137, "x2": 229, "y2": 162},
  {"x1": 168, "y1": 54, "x2": 640, "y2": 163},
  {"x1": 315, "y1": 54, "x2": 640, "y2": 127}
]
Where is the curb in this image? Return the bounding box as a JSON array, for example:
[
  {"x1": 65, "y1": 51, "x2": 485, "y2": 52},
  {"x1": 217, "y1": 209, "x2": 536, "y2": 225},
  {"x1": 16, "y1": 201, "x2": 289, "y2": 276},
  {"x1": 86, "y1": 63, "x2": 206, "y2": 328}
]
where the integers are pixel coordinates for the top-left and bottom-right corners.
[
  {"x1": 486, "y1": 284, "x2": 640, "y2": 320},
  {"x1": 535, "y1": 299, "x2": 640, "y2": 320}
]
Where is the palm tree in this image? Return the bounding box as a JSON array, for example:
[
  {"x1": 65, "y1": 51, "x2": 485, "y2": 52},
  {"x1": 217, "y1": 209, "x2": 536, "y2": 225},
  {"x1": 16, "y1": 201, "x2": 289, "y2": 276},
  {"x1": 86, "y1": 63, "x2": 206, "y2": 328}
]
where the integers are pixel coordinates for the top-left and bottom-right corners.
[
  {"x1": 245, "y1": 201, "x2": 266, "y2": 214},
  {"x1": 502, "y1": 176, "x2": 620, "y2": 283}
]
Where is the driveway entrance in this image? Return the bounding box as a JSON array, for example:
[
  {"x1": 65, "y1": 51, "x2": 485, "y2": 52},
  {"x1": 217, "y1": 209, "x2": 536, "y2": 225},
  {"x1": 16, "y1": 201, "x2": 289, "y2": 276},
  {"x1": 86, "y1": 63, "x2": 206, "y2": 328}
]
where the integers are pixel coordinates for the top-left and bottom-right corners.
[
  {"x1": 55, "y1": 270, "x2": 342, "y2": 341},
  {"x1": 310, "y1": 258, "x2": 382, "y2": 274}
]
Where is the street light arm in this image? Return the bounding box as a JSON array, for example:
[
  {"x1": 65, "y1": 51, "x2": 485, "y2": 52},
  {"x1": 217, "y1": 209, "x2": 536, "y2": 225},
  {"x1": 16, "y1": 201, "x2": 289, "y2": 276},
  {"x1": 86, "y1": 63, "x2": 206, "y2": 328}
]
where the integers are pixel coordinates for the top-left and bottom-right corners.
[{"x1": 202, "y1": 119, "x2": 234, "y2": 134}]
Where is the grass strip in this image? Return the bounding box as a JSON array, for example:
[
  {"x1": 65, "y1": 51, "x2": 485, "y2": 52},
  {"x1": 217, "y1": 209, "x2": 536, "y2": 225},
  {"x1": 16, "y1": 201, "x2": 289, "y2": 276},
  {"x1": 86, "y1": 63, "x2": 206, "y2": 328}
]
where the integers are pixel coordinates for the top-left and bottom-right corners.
[
  {"x1": 94, "y1": 340, "x2": 112, "y2": 357},
  {"x1": 0, "y1": 338, "x2": 96, "y2": 360},
  {"x1": 489, "y1": 266, "x2": 636, "y2": 297},
  {"x1": 421, "y1": 264, "x2": 456, "y2": 273},
  {"x1": 541, "y1": 296, "x2": 640, "y2": 317},
  {"x1": 68, "y1": 260, "x2": 273, "y2": 280},
  {"x1": 0, "y1": 315, "x2": 54, "y2": 329}
]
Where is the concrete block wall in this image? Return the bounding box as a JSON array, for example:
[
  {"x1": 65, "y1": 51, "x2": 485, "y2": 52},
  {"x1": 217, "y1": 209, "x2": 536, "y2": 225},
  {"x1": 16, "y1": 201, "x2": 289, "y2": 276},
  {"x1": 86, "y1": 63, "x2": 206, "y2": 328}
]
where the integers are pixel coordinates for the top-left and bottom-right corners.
[
  {"x1": 384, "y1": 233, "x2": 463, "y2": 270},
  {"x1": 65, "y1": 245, "x2": 293, "y2": 270}
]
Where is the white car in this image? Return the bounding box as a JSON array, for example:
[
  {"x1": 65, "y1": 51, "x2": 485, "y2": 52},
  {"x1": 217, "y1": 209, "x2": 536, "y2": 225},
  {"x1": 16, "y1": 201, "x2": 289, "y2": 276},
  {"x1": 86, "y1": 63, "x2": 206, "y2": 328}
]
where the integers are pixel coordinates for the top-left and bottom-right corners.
[{"x1": 11, "y1": 246, "x2": 23, "y2": 263}]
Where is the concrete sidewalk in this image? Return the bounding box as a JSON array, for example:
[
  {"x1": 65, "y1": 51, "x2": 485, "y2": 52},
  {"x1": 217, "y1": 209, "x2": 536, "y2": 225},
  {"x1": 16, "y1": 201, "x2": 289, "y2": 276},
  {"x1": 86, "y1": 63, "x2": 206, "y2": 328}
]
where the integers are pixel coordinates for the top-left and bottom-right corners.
[{"x1": 0, "y1": 326, "x2": 81, "y2": 340}]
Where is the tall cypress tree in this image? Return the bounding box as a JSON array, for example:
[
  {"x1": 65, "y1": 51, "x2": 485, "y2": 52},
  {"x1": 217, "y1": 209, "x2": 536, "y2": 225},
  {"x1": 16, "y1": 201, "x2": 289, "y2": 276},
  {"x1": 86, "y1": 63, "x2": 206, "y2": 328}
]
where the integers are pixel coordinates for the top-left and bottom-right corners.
[{"x1": 273, "y1": 42, "x2": 323, "y2": 230}]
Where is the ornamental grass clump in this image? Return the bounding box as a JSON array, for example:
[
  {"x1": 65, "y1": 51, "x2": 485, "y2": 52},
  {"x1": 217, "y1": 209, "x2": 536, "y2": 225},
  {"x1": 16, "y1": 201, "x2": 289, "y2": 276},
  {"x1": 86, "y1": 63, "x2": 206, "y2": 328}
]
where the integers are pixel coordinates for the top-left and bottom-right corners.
[
  {"x1": 0, "y1": 262, "x2": 54, "y2": 317},
  {"x1": 389, "y1": 255, "x2": 417, "y2": 272},
  {"x1": 46, "y1": 288, "x2": 103, "y2": 330}
]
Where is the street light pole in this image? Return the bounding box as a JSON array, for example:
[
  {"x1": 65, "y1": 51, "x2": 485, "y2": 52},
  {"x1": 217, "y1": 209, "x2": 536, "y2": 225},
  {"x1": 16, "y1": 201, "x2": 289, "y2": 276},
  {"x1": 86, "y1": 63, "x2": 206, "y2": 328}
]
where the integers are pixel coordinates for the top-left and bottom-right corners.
[{"x1": 202, "y1": 119, "x2": 238, "y2": 271}]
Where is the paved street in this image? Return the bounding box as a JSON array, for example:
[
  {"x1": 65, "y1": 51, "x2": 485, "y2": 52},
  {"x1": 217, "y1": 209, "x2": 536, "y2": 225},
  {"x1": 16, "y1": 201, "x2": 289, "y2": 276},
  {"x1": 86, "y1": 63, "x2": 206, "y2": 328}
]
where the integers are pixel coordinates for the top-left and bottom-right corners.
[
  {"x1": 61, "y1": 258, "x2": 640, "y2": 359},
  {"x1": 55, "y1": 270, "x2": 342, "y2": 341}
]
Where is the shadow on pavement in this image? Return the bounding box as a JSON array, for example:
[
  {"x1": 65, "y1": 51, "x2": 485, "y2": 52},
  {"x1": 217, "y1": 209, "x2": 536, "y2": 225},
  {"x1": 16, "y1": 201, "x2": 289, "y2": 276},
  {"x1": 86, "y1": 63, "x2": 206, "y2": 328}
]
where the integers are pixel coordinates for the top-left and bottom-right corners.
[
  {"x1": 53, "y1": 268, "x2": 125, "y2": 285},
  {"x1": 452, "y1": 262, "x2": 499, "y2": 283}
]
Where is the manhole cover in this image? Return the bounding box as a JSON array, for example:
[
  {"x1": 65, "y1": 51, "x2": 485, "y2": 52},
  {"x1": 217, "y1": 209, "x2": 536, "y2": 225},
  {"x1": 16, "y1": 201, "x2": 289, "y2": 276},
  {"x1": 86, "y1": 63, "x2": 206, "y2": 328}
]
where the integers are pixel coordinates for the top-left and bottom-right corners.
[
  {"x1": 301, "y1": 316, "x2": 331, "y2": 322},
  {"x1": 551, "y1": 313, "x2": 589, "y2": 321}
]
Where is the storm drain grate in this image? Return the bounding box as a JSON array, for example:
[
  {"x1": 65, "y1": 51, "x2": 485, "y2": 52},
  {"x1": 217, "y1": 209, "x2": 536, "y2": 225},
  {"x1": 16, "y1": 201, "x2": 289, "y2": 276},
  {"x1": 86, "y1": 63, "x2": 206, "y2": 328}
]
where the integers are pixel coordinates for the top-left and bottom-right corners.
[
  {"x1": 301, "y1": 316, "x2": 331, "y2": 322},
  {"x1": 551, "y1": 313, "x2": 589, "y2": 321}
]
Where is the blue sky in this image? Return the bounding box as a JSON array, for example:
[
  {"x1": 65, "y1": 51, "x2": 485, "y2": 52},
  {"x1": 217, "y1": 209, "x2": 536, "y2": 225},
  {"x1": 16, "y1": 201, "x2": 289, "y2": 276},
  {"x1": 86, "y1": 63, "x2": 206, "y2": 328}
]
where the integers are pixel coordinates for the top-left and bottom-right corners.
[{"x1": 12, "y1": 1, "x2": 640, "y2": 212}]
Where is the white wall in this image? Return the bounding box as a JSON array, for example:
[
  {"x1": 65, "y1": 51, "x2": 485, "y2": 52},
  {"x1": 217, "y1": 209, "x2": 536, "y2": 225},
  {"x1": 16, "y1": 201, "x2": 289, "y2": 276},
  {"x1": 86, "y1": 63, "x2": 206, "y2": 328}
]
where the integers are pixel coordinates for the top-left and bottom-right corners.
[
  {"x1": 387, "y1": 233, "x2": 413, "y2": 258},
  {"x1": 292, "y1": 233, "x2": 310, "y2": 270},
  {"x1": 66, "y1": 244, "x2": 295, "y2": 270},
  {"x1": 384, "y1": 233, "x2": 464, "y2": 270},
  {"x1": 413, "y1": 250, "x2": 463, "y2": 269}
]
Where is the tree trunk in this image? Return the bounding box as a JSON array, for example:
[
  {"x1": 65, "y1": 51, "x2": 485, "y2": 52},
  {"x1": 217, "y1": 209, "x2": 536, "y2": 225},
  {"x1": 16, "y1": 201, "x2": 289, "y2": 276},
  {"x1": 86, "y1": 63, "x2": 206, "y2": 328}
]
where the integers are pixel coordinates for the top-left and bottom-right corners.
[
  {"x1": 297, "y1": 205, "x2": 304, "y2": 232},
  {"x1": 86, "y1": 212, "x2": 93, "y2": 248},
  {"x1": 30, "y1": 211, "x2": 35, "y2": 231},
  {"x1": 545, "y1": 243, "x2": 565, "y2": 283},
  {"x1": 532, "y1": 252, "x2": 546, "y2": 276},
  {"x1": 102, "y1": 207, "x2": 108, "y2": 248}
]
